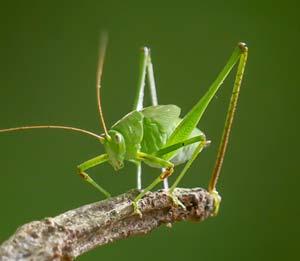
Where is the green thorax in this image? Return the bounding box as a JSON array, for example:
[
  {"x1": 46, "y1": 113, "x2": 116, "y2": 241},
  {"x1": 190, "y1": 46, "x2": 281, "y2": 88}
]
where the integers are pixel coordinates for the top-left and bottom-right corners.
[
  {"x1": 140, "y1": 105, "x2": 181, "y2": 154},
  {"x1": 111, "y1": 105, "x2": 181, "y2": 159}
]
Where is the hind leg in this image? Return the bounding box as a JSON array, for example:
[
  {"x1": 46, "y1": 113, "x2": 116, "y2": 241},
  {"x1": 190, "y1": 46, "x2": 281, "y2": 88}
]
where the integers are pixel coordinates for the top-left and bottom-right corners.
[{"x1": 132, "y1": 47, "x2": 160, "y2": 190}]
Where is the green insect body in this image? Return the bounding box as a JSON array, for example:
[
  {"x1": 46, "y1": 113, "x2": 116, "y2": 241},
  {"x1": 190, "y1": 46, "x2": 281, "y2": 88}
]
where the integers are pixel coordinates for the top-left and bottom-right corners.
[
  {"x1": 106, "y1": 105, "x2": 204, "y2": 171},
  {"x1": 0, "y1": 35, "x2": 248, "y2": 216}
]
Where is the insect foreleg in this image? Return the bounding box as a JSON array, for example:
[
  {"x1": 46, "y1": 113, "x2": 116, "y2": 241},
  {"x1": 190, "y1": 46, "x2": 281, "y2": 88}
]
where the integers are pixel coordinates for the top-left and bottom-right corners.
[{"x1": 77, "y1": 154, "x2": 111, "y2": 198}]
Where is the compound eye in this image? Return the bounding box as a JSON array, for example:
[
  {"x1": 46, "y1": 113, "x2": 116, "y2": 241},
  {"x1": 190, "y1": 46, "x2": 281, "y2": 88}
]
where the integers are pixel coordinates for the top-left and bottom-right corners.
[{"x1": 114, "y1": 133, "x2": 121, "y2": 143}]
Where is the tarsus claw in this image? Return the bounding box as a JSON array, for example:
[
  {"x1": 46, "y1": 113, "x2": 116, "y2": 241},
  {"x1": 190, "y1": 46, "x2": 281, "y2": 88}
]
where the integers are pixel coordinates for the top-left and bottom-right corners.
[
  {"x1": 210, "y1": 190, "x2": 221, "y2": 216},
  {"x1": 167, "y1": 192, "x2": 186, "y2": 210},
  {"x1": 132, "y1": 201, "x2": 143, "y2": 218}
]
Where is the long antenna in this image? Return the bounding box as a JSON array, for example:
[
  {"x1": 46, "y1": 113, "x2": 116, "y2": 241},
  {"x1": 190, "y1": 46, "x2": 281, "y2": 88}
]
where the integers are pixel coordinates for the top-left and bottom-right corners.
[
  {"x1": 0, "y1": 125, "x2": 103, "y2": 141},
  {"x1": 96, "y1": 32, "x2": 109, "y2": 137},
  {"x1": 208, "y1": 43, "x2": 248, "y2": 193}
]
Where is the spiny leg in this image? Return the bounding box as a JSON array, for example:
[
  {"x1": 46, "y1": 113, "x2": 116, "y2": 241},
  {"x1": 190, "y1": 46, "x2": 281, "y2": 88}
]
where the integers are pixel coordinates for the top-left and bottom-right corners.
[
  {"x1": 77, "y1": 154, "x2": 111, "y2": 198},
  {"x1": 135, "y1": 163, "x2": 142, "y2": 191},
  {"x1": 162, "y1": 43, "x2": 247, "y2": 162},
  {"x1": 132, "y1": 46, "x2": 159, "y2": 110},
  {"x1": 132, "y1": 47, "x2": 161, "y2": 190},
  {"x1": 147, "y1": 51, "x2": 173, "y2": 189},
  {"x1": 155, "y1": 43, "x2": 248, "y2": 214},
  {"x1": 146, "y1": 49, "x2": 158, "y2": 106},
  {"x1": 132, "y1": 47, "x2": 150, "y2": 190},
  {"x1": 208, "y1": 43, "x2": 248, "y2": 215},
  {"x1": 155, "y1": 134, "x2": 206, "y2": 158},
  {"x1": 133, "y1": 47, "x2": 149, "y2": 111},
  {"x1": 150, "y1": 43, "x2": 248, "y2": 212},
  {"x1": 146, "y1": 49, "x2": 173, "y2": 190},
  {"x1": 133, "y1": 152, "x2": 174, "y2": 216}
]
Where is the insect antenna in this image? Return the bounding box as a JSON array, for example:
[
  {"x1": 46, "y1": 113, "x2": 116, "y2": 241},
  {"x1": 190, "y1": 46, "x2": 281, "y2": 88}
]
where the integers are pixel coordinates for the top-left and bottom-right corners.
[
  {"x1": 0, "y1": 125, "x2": 103, "y2": 140},
  {"x1": 96, "y1": 32, "x2": 110, "y2": 138},
  {"x1": 0, "y1": 37, "x2": 113, "y2": 142},
  {"x1": 0, "y1": 36, "x2": 114, "y2": 142}
]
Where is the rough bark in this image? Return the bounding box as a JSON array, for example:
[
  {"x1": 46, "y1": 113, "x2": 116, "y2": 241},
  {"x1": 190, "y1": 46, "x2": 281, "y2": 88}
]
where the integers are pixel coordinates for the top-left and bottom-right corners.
[{"x1": 0, "y1": 187, "x2": 216, "y2": 260}]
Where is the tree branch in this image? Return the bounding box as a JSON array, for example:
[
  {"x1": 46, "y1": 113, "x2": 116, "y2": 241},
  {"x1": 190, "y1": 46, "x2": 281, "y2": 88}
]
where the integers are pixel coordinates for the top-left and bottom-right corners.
[{"x1": 0, "y1": 187, "x2": 216, "y2": 260}]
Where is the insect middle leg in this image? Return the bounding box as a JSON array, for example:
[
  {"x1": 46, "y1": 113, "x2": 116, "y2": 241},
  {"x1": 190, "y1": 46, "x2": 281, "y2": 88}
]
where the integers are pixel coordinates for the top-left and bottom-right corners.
[
  {"x1": 133, "y1": 152, "x2": 174, "y2": 216},
  {"x1": 132, "y1": 135, "x2": 208, "y2": 215},
  {"x1": 77, "y1": 154, "x2": 111, "y2": 198},
  {"x1": 167, "y1": 140, "x2": 209, "y2": 208}
]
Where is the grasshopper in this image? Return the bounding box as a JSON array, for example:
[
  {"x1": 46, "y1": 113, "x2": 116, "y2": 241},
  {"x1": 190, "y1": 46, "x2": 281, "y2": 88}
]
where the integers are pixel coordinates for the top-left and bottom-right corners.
[{"x1": 0, "y1": 35, "x2": 248, "y2": 216}]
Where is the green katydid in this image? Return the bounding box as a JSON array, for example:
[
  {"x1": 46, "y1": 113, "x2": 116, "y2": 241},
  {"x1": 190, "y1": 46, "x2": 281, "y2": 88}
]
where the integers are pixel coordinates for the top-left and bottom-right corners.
[{"x1": 0, "y1": 35, "x2": 248, "y2": 216}]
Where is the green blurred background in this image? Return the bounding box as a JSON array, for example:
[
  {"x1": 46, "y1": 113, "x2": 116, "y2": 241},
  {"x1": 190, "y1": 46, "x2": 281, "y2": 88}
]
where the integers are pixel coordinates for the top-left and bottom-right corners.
[{"x1": 0, "y1": 1, "x2": 298, "y2": 260}]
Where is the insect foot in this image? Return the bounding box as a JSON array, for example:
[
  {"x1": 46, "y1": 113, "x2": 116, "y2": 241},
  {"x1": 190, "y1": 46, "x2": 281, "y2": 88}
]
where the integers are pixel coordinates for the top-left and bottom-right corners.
[
  {"x1": 209, "y1": 190, "x2": 222, "y2": 216},
  {"x1": 132, "y1": 200, "x2": 143, "y2": 218},
  {"x1": 77, "y1": 168, "x2": 111, "y2": 198},
  {"x1": 167, "y1": 191, "x2": 186, "y2": 210}
]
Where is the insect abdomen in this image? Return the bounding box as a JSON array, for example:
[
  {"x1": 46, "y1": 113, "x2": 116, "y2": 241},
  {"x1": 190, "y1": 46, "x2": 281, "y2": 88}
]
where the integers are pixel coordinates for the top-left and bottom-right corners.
[{"x1": 170, "y1": 127, "x2": 204, "y2": 165}]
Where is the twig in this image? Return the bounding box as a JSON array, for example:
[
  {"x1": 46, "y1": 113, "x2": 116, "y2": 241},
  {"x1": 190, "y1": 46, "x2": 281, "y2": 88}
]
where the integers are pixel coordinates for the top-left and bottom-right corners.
[{"x1": 0, "y1": 187, "x2": 216, "y2": 260}]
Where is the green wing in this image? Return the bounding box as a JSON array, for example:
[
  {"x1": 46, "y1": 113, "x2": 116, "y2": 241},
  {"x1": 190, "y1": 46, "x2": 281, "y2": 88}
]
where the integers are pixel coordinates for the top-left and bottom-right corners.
[
  {"x1": 111, "y1": 110, "x2": 144, "y2": 159},
  {"x1": 140, "y1": 105, "x2": 181, "y2": 154}
]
